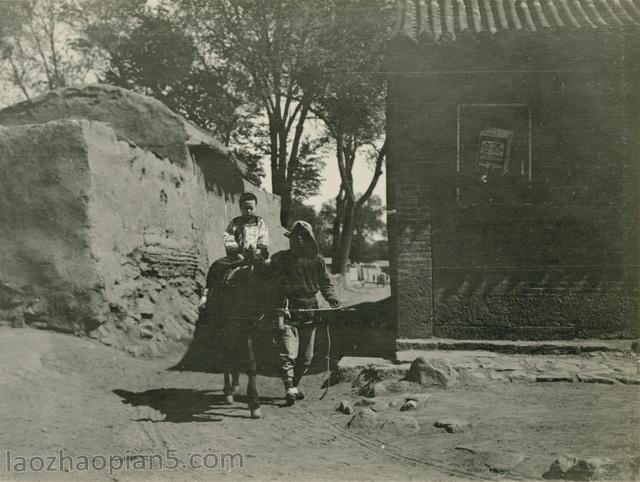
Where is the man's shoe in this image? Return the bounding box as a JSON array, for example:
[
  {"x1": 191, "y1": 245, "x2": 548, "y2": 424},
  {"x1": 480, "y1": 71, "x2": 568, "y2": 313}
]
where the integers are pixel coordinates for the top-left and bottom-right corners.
[
  {"x1": 284, "y1": 391, "x2": 297, "y2": 407},
  {"x1": 294, "y1": 390, "x2": 305, "y2": 401}
]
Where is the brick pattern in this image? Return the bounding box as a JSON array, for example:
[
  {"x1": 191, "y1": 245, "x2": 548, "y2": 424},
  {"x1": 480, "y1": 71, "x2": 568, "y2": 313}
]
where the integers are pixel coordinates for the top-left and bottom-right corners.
[{"x1": 387, "y1": 30, "x2": 640, "y2": 340}]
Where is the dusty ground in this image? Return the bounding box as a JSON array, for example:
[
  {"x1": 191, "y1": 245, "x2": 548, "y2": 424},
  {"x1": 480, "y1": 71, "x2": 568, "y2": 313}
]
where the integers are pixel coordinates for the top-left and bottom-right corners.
[
  {"x1": 1, "y1": 323, "x2": 639, "y2": 482},
  {"x1": 1, "y1": 287, "x2": 639, "y2": 481}
]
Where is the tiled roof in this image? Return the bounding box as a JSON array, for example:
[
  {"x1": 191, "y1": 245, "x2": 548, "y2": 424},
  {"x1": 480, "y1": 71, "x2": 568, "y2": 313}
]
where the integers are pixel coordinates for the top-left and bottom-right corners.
[{"x1": 393, "y1": 0, "x2": 640, "y2": 41}]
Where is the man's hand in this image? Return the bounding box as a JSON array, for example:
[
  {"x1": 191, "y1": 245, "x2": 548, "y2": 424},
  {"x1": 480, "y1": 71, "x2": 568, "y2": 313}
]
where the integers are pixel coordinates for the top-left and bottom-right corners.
[
  {"x1": 198, "y1": 295, "x2": 208, "y2": 311},
  {"x1": 329, "y1": 300, "x2": 342, "y2": 309}
]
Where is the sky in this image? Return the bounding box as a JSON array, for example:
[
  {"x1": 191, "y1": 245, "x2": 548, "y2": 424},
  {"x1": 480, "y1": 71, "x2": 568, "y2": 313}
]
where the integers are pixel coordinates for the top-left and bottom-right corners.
[{"x1": 262, "y1": 152, "x2": 386, "y2": 210}]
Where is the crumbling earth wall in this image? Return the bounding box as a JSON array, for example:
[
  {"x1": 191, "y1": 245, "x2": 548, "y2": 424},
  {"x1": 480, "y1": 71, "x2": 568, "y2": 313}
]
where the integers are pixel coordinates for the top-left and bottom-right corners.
[{"x1": 0, "y1": 85, "x2": 286, "y2": 357}]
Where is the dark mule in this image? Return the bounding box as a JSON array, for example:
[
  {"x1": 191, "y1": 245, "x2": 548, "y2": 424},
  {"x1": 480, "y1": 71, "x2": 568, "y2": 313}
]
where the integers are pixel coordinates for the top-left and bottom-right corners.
[{"x1": 201, "y1": 258, "x2": 276, "y2": 418}]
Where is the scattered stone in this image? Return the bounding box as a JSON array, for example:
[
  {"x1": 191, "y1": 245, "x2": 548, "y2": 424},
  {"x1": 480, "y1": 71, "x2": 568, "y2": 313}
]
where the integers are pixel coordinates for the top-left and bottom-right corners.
[
  {"x1": 615, "y1": 376, "x2": 640, "y2": 385},
  {"x1": 140, "y1": 320, "x2": 155, "y2": 329},
  {"x1": 182, "y1": 310, "x2": 198, "y2": 325},
  {"x1": 30, "y1": 321, "x2": 48, "y2": 330},
  {"x1": 405, "y1": 356, "x2": 458, "y2": 388},
  {"x1": 434, "y1": 418, "x2": 470, "y2": 433},
  {"x1": 536, "y1": 373, "x2": 575, "y2": 383},
  {"x1": 372, "y1": 382, "x2": 386, "y2": 396},
  {"x1": 100, "y1": 337, "x2": 114, "y2": 347},
  {"x1": 400, "y1": 400, "x2": 418, "y2": 411},
  {"x1": 159, "y1": 279, "x2": 168, "y2": 288},
  {"x1": 370, "y1": 401, "x2": 390, "y2": 412},
  {"x1": 405, "y1": 393, "x2": 429, "y2": 403},
  {"x1": 380, "y1": 415, "x2": 420, "y2": 434},
  {"x1": 337, "y1": 400, "x2": 354, "y2": 415},
  {"x1": 479, "y1": 451, "x2": 525, "y2": 473},
  {"x1": 117, "y1": 316, "x2": 138, "y2": 334},
  {"x1": 127, "y1": 310, "x2": 141, "y2": 321},
  {"x1": 543, "y1": 454, "x2": 616, "y2": 480},
  {"x1": 355, "y1": 397, "x2": 376, "y2": 407},
  {"x1": 125, "y1": 345, "x2": 142, "y2": 357},
  {"x1": 136, "y1": 297, "x2": 155, "y2": 319},
  {"x1": 139, "y1": 328, "x2": 153, "y2": 338},
  {"x1": 577, "y1": 374, "x2": 615, "y2": 384},
  {"x1": 148, "y1": 292, "x2": 158, "y2": 303},
  {"x1": 347, "y1": 408, "x2": 378, "y2": 429},
  {"x1": 359, "y1": 382, "x2": 386, "y2": 398},
  {"x1": 88, "y1": 330, "x2": 100, "y2": 340}
]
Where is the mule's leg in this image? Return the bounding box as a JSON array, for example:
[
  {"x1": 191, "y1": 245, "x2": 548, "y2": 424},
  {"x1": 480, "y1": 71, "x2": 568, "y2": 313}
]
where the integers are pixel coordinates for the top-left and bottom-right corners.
[
  {"x1": 223, "y1": 373, "x2": 234, "y2": 404},
  {"x1": 232, "y1": 366, "x2": 241, "y2": 397},
  {"x1": 246, "y1": 336, "x2": 261, "y2": 419}
]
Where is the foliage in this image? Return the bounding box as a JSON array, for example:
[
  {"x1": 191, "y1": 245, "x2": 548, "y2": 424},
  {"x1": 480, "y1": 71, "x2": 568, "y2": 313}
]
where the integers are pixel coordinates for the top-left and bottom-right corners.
[
  {"x1": 308, "y1": 0, "x2": 391, "y2": 274},
  {"x1": 0, "y1": 0, "x2": 98, "y2": 103},
  {"x1": 317, "y1": 195, "x2": 387, "y2": 262},
  {"x1": 174, "y1": 0, "x2": 338, "y2": 225}
]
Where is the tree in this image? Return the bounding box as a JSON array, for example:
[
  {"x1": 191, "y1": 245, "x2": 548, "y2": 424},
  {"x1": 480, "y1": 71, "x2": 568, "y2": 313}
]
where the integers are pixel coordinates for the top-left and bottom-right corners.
[
  {"x1": 175, "y1": 0, "x2": 335, "y2": 227},
  {"x1": 317, "y1": 195, "x2": 387, "y2": 264},
  {"x1": 311, "y1": 0, "x2": 390, "y2": 275},
  {"x1": 0, "y1": 0, "x2": 98, "y2": 104},
  {"x1": 74, "y1": 8, "x2": 248, "y2": 145}
]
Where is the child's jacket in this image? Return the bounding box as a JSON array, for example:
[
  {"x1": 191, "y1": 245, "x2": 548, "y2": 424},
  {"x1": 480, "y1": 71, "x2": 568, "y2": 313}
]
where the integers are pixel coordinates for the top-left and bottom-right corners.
[{"x1": 223, "y1": 215, "x2": 269, "y2": 258}]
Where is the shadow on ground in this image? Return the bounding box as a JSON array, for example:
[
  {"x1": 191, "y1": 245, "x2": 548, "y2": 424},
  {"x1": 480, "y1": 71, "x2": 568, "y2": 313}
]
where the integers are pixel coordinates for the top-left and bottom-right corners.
[
  {"x1": 113, "y1": 388, "x2": 282, "y2": 422},
  {"x1": 169, "y1": 297, "x2": 396, "y2": 380}
]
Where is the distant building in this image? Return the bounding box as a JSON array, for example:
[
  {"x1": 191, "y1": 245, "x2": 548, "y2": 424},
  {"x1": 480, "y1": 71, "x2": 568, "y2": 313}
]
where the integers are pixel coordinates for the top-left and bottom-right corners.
[{"x1": 387, "y1": 0, "x2": 640, "y2": 342}]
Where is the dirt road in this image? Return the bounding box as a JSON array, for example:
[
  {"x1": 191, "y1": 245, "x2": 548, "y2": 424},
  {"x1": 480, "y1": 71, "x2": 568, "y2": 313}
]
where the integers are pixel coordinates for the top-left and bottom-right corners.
[{"x1": 1, "y1": 326, "x2": 638, "y2": 481}]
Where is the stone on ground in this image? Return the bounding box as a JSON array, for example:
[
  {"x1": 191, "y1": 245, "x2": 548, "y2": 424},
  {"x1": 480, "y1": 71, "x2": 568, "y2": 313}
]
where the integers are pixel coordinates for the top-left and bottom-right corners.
[
  {"x1": 405, "y1": 393, "x2": 429, "y2": 402},
  {"x1": 355, "y1": 397, "x2": 376, "y2": 407},
  {"x1": 405, "y1": 356, "x2": 458, "y2": 388},
  {"x1": 478, "y1": 451, "x2": 526, "y2": 473},
  {"x1": 358, "y1": 381, "x2": 387, "y2": 398},
  {"x1": 337, "y1": 400, "x2": 354, "y2": 415},
  {"x1": 400, "y1": 400, "x2": 418, "y2": 411},
  {"x1": 347, "y1": 408, "x2": 379, "y2": 429},
  {"x1": 434, "y1": 418, "x2": 470, "y2": 433},
  {"x1": 543, "y1": 454, "x2": 616, "y2": 480}
]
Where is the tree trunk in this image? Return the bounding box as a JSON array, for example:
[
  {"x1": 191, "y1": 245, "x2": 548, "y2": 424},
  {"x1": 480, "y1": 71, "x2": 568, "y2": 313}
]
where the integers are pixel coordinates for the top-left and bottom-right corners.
[
  {"x1": 335, "y1": 197, "x2": 355, "y2": 277},
  {"x1": 330, "y1": 189, "x2": 344, "y2": 274}
]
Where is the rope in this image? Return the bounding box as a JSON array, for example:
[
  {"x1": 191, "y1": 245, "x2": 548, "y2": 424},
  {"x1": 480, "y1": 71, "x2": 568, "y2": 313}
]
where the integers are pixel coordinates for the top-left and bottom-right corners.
[{"x1": 319, "y1": 320, "x2": 331, "y2": 400}]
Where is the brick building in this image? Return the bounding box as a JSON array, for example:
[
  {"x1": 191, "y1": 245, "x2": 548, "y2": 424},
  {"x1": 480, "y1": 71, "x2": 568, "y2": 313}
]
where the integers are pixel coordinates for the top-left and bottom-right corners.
[{"x1": 386, "y1": 0, "x2": 640, "y2": 342}]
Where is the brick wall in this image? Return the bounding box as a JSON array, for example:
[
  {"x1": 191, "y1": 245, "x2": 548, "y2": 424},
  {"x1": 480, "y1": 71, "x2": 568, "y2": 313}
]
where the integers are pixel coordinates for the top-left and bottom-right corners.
[{"x1": 387, "y1": 31, "x2": 640, "y2": 340}]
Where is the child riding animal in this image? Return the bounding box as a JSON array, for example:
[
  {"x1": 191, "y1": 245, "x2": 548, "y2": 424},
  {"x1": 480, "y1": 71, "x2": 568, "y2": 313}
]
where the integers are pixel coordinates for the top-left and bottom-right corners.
[{"x1": 199, "y1": 194, "x2": 341, "y2": 418}]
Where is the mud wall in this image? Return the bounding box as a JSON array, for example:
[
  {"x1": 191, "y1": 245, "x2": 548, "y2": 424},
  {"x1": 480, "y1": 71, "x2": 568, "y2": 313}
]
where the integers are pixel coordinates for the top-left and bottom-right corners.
[
  {"x1": 0, "y1": 85, "x2": 286, "y2": 356},
  {"x1": 387, "y1": 31, "x2": 640, "y2": 340},
  {"x1": 0, "y1": 121, "x2": 101, "y2": 331}
]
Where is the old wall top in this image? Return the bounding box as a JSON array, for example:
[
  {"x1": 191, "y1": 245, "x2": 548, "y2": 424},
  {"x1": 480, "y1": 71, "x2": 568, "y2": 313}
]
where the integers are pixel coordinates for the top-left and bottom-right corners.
[{"x1": 0, "y1": 84, "x2": 227, "y2": 168}]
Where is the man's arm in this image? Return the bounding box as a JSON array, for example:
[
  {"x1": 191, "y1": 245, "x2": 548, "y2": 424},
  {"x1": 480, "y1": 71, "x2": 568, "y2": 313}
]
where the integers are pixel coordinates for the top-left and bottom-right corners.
[{"x1": 317, "y1": 257, "x2": 341, "y2": 308}]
